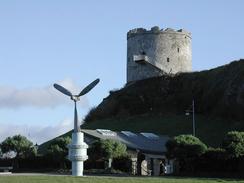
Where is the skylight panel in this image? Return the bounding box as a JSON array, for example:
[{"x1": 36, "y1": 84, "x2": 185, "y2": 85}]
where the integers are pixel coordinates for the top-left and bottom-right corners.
[
  {"x1": 121, "y1": 131, "x2": 137, "y2": 137},
  {"x1": 96, "y1": 129, "x2": 116, "y2": 136},
  {"x1": 140, "y1": 133, "x2": 159, "y2": 140}
]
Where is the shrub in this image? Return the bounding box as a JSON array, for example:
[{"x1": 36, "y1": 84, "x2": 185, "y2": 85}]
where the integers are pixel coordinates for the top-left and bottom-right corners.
[
  {"x1": 46, "y1": 136, "x2": 71, "y2": 168},
  {"x1": 88, "y1": 139, "x2": 127, "y2": 160},
  {"x1": 112, "y1": 155, "x2": 132, "y2": 173},
  {"x1": 166, "y1": 134, "x2": 207, "y2": 159},
  {"x1": 195, "y1": 148, "x2": 228, "y2": 173},
  {"x1": 166, "y1": 135, "x2": 207, "y2": 173},
  {"x1": 222, "y1": 131, "x2": 244, "y2": 158}
]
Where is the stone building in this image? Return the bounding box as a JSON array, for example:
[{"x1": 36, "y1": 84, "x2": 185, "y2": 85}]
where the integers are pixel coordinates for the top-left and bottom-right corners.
[{"x1": 127, "y1": 26, "x2": 192, "y2": 82}]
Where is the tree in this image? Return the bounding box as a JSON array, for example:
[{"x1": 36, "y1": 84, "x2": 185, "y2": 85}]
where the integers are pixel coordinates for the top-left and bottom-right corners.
[
  {"x1": 46, "y1": 136, "x2": 71, "y2": 168},
  {"x1": 166, "y1": 135, "x2": 207, "y2": 159},
  {"x1": 0, "y1": 135, "x2": 36, "y2": 168},
  {"x1": 0, "y1": 135, "x2": 36, "y2": 159},
  {"x1": 222, "y1": 131, "x2": 244, "y2": 158},
  {"x1": 88, "y1": 139, "x2": 127, "y2": 168},
  {"x1": 101, "y1": 139, "x2": 127, "y2": 159},
  {"x1": 166, "y1": 135, "x2": 207, "y2": 172}
]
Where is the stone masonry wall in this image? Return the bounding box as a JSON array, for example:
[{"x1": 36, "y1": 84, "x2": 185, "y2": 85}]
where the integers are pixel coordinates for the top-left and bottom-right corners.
[{"x1": 127, "y1": 26, "x2": 192, "y2": 82}]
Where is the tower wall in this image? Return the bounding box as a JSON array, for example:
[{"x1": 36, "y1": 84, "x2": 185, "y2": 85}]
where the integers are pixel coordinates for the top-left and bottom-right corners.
[{"x1": 127, "y1": 26, "x2": 192, "y2": 82}]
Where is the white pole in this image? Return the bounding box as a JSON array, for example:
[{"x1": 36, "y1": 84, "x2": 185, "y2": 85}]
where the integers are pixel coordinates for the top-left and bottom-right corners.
[
  {"x1": 68, "y1": 102, "x2": 88, "y2": 176},
  {"x1": 68, "y1": 132, "x2": 88, "y2": 176}
]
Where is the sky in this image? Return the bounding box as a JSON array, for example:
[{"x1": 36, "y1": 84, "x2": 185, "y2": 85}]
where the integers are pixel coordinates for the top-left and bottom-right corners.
[{"x1": 0, "y1": 0, "x2": 243, "y2": 144}]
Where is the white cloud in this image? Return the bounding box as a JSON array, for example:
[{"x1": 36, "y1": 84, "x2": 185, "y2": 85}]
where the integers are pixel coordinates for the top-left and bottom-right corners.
[
  {"x1": 0, "y1": 78, "x2": 89, "y2": 109},
  {"x1": 0, "y1": 119, "x2": 76, "y2": 144}
]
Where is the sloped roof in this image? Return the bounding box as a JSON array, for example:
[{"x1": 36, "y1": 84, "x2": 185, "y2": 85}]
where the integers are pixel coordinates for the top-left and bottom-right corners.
[{"x1": 81, "y1": 129, "x2": 170, "y2": 155}]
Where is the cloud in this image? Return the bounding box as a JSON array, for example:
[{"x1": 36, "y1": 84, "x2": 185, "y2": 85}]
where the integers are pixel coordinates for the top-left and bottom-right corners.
[
  {"x1": 0, "y1": 78, "x2": 89, "y2": 109},
  {"x1": 0, "y1": 119, "x2": 75, "y2": 144}
]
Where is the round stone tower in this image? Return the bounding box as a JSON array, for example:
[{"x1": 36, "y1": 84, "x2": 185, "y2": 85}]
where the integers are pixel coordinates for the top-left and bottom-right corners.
[{"x1": 127, "y1": 26, "x2": 192, "y2": 82}]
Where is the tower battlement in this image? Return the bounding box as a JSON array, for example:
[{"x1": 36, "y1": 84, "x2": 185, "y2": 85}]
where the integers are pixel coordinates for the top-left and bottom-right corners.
[
  {"x1": 127, "y1": 26, "x2": 191, "y2": 39},
  {"x1": 127, "y1": 26, "x2": 192, "y2": 82}
]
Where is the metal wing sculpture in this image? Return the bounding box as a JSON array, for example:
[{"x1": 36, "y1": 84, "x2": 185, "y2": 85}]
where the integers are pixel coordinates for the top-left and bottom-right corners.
[
  {"x1": 54, "y1": 78, "x2": 100, "y2": 101},
  {"x1": 53, "y1": 83, "x2": 72, "y2": 97},
  {"x1": 78, "y1": 78, "x2": 100, "y2": 97},
  {"x1": 53, "y1": 78, "x2": 100, "y2": 132}
]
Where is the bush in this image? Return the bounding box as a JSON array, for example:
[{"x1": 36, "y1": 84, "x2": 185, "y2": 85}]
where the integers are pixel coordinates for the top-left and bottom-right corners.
[
  {"x1": 195, "y1": 148, "x2": 228, "y2": 172},
  {"x1": 166, "y1": 132, "x2": 244, "y2": 177},
  {"x1": 112, "y1": 155, "x2": 132, "y2": 173},
  {"x1": 46, "y1": 136, "x2": 71, "y2": 169},
  {"x1": 17, "y1": 156, "x2": 70, "y2": 170},
  {"x1": 166, "y1": 135, "x2": 207, "y2": 173},
  {"x1": 88, "y1": 139, "x2": 127, "y2": 160},
  {"x1": 166, "y1": 135, "x2": 207, "y2": 159},
  {"x1": 222, "y1": 131, "x2": 244, "y2": 158},
  {"x1": 84, "y1": 159, "x2": 105, "y2": 170}
]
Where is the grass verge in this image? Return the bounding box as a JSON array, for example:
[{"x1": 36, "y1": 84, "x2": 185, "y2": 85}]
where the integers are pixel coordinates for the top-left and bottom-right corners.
[{"x1": 0, "y1": 175, "x2": 244, "y2": 183}]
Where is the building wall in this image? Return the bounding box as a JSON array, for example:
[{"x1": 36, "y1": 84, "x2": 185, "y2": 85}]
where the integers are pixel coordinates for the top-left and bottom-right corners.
[{"x1": 127, "y1": 26, "x2": 192, "y2": 82}]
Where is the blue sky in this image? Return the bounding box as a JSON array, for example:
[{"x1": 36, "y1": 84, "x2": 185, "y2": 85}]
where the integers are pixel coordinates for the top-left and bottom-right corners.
[{"x1": 0, "y1": 0, "x2": 243, "y2": 144}]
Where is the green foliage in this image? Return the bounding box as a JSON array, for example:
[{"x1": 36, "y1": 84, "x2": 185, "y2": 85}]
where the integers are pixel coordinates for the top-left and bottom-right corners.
[
  {"x1": 203, "y1": 147, "x2": 227, "y2": 159},
  {"x1": 89, "y1": 139, "x2": 127, "y2": 160},
  {"x1": 0, "y1": 135, "x2": 36, "y2": 159},
  {"x1": 200, "y1": 148, "x2": 227, "y2": 165},
  {"x1": 84, "y1": 106, "x2": 100, "y2": 123},
  {"x1": 47, "y1": 136, "x2": 71, "y2": 160},
  {"x1": 222, "y1": 131, "x2": 244, "y2": 158},
  {"x1": 166, "y1": 134, "x2": 207, "y2": 159},
  {"x1": 192, "y1": 147, "x2": 244, "y2": 175},
  {"x1": 112, "y1": 155, "x2": 132, "y2": 172},
  {"x1": 46, "y1": 136, "x2": 71, "y2": 169}
]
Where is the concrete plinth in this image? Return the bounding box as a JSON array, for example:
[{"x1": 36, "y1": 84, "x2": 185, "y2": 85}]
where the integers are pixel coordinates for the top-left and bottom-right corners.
[
  {"x1": 68, "y1": 132, "x2": 88, "y2": 176},
  {"x1": 71, "y1": 161, "x2": 84, "y2": 176}
]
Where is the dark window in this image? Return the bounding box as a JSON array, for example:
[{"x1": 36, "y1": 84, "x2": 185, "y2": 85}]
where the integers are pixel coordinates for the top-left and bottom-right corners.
[
  {"x1": 177, "y1": 48, "x2": 180, "y2": 53},
  {"x1": 167, "y1": 58, "x2": 170, "y2": 62}
]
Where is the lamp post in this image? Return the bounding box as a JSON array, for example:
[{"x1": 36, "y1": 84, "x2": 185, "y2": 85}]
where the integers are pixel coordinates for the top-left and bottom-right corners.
[{"x1": 185, "y1": 99, "x2": 196, "y2": 136}]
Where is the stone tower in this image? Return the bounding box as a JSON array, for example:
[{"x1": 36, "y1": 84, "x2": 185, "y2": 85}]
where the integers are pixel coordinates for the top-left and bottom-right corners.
[{"x1": 127, "y1": 26, "x2": 192, "y2": 82}]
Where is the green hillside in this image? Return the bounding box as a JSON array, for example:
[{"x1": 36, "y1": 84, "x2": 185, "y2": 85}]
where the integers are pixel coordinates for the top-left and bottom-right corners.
[
  {"x1": 85, "y1": 60, "x2": 244, "y2": 123},
  {"x1": 82, "y1": 114, "x2": 243, "y2": 147},
  {"x1": 39, "y1": 60, "x2": 244, "y2": 152},
  {"x1": 82, "y1": 59, "x2": 244, "y2": 146}
]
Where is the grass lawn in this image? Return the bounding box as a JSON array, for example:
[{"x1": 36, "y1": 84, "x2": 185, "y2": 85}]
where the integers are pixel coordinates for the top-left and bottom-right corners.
[{"x1": 0, "y1": 176, "x2": 244, "y2": 183}]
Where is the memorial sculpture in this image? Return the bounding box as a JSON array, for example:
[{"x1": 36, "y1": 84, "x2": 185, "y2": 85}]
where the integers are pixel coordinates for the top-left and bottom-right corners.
[{"x1": 53, "y1": 78, "x2": 100, "y2": 176}]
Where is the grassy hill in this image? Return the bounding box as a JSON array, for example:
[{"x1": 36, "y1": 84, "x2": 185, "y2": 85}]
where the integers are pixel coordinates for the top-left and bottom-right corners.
[
  {"x1": 82, "y1": 114, "x2": 243, "y2": 147},
  {"x1": 85, "y1": 60, "x2": 244, "y2": 123},
  {"x1": 39, "y1": 59, "x2": 244, "y2": 152},
  {"x1": 82, "y1": 59, "x2": 244, "y2": 146}
]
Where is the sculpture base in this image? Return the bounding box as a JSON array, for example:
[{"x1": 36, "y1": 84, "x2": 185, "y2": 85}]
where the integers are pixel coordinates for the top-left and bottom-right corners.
[
  {"x1": 72, "y1": 161, "x2": 84, "y2": 176},
  {"x1": 68, "y1": 132, "x2": 88, "y2": 176}
]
